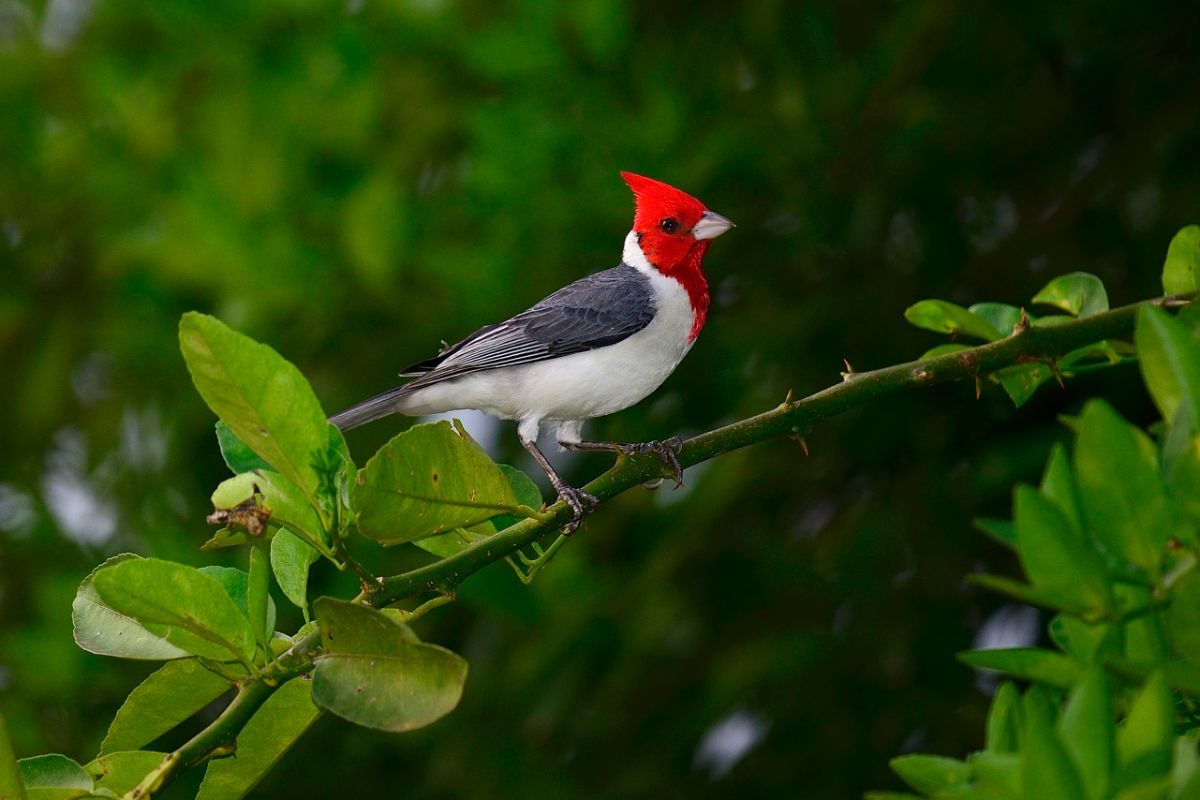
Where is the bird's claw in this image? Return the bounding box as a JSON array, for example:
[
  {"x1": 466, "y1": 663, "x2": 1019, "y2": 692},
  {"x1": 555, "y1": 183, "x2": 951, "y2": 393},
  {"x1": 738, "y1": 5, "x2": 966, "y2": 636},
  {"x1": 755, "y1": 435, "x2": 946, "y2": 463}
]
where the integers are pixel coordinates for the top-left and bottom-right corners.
[
  {"x1": 556, "y1": 484, "x2": 599, "y2": 535},
  {"x1": 623, "y1": 436, "x2": 685, "y2": 488}
]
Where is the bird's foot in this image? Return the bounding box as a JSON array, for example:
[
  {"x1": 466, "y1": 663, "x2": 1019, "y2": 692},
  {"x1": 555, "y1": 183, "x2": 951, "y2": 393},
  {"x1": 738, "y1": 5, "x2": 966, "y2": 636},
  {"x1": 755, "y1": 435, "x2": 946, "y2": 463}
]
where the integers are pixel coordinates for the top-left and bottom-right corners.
[
  {"x1": 620, "y1": 436, "x2": 685, "y2": 488},
  {"x1": 555, "y1": 483, "x2": 599, "y2": 535}
]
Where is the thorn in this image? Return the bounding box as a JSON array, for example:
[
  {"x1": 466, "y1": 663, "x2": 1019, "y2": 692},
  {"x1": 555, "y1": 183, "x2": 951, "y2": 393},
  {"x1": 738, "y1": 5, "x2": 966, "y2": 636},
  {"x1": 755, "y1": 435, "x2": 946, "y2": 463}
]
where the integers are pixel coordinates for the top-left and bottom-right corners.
[
  {"x1": 1047, "y1": 358, "x2": 1066, "y2": 390},
  {"x1": 799, "y1": 437, "x2": 809, "y2": 456},
  {"x1": 975, "y1": 377, "x2": 982, "y2": 400},
  {"x1": 783, "y1": 388, "x2": 794, "y2": 406},
  {"x1": 841, "y1": 358, "x2": 856, "y2": 382},
  {"x1": 1015, "y1": 308, "x2": 1030, "y2": 333}
]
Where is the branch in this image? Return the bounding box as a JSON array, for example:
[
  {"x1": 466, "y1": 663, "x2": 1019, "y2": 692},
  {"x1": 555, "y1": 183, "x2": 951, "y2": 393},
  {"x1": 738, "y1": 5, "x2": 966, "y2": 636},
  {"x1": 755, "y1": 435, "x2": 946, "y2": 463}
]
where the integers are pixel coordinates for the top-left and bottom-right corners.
[
  {"x1": 373, "y1": 294, "x2": 1192, "y2": 607},
  {"x1": 135, "y1": 292, "x2": 1191, "y2": 797}
]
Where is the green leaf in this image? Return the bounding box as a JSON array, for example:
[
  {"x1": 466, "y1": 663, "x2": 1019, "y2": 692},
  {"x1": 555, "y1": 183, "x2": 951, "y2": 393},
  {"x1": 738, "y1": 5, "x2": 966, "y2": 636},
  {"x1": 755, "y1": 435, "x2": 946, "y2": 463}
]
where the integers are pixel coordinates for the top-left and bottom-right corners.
[
  {"x1": 412, "y1": 464, "x2": 544, "y2": 557},
  {"x1": 904, "y1": 299, "x2": 1004, "y2": 341},
  {"x1": 92, "y1": 558, "x2": 258, "y2": 664},
  {"x1": 968, "y1": 573, "x2": 1095, "y2": 616},
  {"x1": 312, "y1": 598, "x2": 468, "y2": 732},
  {"x1": 969, "y1": 302, "x2": 1023, "y2": 337},
  {"x1": 1074, "y1": 401, "x2": 1179, "y2": 577},
  {"x1": 1040, "y1": 443, "x2": 1084, "y2": 535},
  {"x1": 196, "y1": 677, "x2": 321, "y2": 800},
  {"x1": 354, "y1": 420, "x2": 521, "y2": 545},
  {"x1": 919, "y1": 343, "x2": 972, "y2": 359},
  {"x1": 247, "y1": 548, "x2": 270, "y2": 649},
  {"x1": 985, "y1": 681, "x2": 1021, "y2": 754},
  {"x1": 1053, "y1": 615, "x2": 1114, "y2": 663},
  {"x1": 1117, "y1": 672, "x2": 1174, "y2": 787},
  {"x1": 1014, "y1": 485, "x2": 1111, "y2": 614},
  {"x1": 968, "y1": 751, "x2": 1022, "y2": 798},
  {"x1": 179, "y1": 312, "x2": 329, "y2": 502},
  {"x1": 1136, "y1": 306, "x2": 1200, "y2": 428},
  {"x1": 889, "y1": 754, "x2": 969, "y2": 794},
  {"x1": 195, "y1": 566, "x2": 276, "y2": 651},
  {"x1": 85, "y1": 752, "x2": 165, "y2": 796},
  {"x1": 17, "y1": 756, "x2": 92, "y2": 793},
  {"x1": 992, "y1": 362, "x2": 1054, "y2": 407},
  {"x1": 1022, "y1": 686, "x2": 1086, "y2": 800},
  {"x1": 1060, "y1": 667, "x2": 1114, "y2": 800},
  {"x1": 210, "y1": 470, "x2": 325, "y2": 547},
  {"x1": 271, "y1": 531, "x2": 319, "y2": 612},
  {"x1": 492, "y1": 465, "x2": 543, "y2": 530},
  {"x1": 215, "y1": 421, "x2": 270, "y2": 474},
  {"x1": 974, "y1": 517, "x2": 1016, "y2": 550},
  {"x1": 1163, "y1": 225, "x2": 1200, "y2": 294},
  {"x1": 959, "y1": 648, "x2": 1084, "y2": 689},
  {"x1": 1167, "y1": 573, "x2": 1200, "y2": 662},
  {"x1": 71, "y1": 555, "x2": 190, "y2": 661},
  {"x1": 1032, "y1": 272, "x2": 1109, "y2": 317},
  {"x1": 0, "y1": 710, "x2": 25, "y2": 800},
  {"x1": 101, "y1": 659, "x2": 231, "y2": 754}
]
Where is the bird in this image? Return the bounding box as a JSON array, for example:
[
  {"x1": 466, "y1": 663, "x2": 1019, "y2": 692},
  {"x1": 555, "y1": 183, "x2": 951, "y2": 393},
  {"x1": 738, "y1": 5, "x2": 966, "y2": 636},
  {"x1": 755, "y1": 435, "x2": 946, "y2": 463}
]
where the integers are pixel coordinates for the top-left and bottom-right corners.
[{"x1": 330, "y1": 172, "x2": 734, "y2": 531}]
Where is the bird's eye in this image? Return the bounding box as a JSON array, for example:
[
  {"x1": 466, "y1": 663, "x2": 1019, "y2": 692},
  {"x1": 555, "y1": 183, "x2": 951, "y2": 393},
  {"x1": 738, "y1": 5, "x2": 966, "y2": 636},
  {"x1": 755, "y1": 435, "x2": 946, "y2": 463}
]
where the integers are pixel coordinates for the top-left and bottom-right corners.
[{"x1": 659, "y1": 217, "x2": 680, "y2": 234}]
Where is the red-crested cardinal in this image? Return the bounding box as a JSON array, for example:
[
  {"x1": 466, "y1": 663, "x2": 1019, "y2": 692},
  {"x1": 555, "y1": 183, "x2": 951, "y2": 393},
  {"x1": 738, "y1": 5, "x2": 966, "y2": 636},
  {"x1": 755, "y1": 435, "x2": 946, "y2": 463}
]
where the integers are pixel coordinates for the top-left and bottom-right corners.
[{"x1": 331, "y1": 172, "x2": 734, "y2": 531}]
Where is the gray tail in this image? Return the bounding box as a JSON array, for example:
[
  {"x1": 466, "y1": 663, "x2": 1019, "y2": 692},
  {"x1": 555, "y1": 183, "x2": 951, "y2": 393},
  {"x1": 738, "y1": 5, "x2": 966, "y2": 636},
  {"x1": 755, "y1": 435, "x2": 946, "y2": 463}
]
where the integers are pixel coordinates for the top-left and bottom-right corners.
[{"x1": 329, "y1": 386, "x2": 411, "y2": 431}]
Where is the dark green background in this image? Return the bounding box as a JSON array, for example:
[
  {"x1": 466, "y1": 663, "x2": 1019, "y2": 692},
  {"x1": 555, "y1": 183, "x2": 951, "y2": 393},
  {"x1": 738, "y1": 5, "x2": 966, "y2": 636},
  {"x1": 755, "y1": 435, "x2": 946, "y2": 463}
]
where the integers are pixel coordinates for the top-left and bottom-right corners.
[{"x1": 1, "y1": 1, "x2": 1197, "y2": 796}]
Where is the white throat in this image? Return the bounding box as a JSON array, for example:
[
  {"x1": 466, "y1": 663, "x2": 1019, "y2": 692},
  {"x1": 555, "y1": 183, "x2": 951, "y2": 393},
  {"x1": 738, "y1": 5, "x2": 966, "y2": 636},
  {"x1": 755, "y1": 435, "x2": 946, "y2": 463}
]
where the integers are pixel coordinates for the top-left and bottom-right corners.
[{"x1": 621, "y1": 230, "x2": 654, "y2": 273}]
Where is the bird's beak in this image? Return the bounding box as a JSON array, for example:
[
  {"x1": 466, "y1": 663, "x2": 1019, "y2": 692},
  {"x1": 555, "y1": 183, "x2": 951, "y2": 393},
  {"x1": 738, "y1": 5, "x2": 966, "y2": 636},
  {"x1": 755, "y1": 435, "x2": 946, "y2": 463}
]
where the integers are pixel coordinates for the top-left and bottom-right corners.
[{"x1": 691, "y1": 211, "x2": 736, "y2": 241}]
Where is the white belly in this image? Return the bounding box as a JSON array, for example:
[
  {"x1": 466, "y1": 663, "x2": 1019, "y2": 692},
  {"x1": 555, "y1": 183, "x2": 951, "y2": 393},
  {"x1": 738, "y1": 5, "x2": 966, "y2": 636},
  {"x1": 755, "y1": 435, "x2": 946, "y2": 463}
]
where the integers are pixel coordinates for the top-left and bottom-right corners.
[{"x1": 396, "y1": 268, "x2": 696, "y2": 425}]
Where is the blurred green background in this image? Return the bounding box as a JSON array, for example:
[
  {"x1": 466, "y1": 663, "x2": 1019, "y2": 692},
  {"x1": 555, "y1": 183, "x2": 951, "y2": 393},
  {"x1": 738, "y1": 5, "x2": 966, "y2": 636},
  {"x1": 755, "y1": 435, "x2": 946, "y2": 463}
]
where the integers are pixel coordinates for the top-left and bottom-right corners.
[{"x1": 2, "y1": 0, "x2": 1198, "y2": 796}]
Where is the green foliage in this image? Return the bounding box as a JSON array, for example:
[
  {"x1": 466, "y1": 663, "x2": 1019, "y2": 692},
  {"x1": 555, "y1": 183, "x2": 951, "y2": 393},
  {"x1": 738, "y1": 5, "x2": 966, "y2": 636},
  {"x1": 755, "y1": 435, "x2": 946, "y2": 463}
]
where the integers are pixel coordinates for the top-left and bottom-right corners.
[
  {"x1": 0, "y1": 713, "x2": 25, "y2": 800},
  {"x1": 1164, "y1": 226, "x2": 1200, "y2": 295},
  {"x1": 312, "y1": 599, "x2": 468, "y2": 732},
  {"x1": 16, "y1": 754, "x2": 93, "y2": 799},
  {"x1": 100, "y1": 660, "x2": 231, "y2": 754},
  {"x1": 877, "y1": 250, "x2": 1200, "y2": 798},
  {"x1": 84, "y1": 751, "x2": 167, "y2": 797}
]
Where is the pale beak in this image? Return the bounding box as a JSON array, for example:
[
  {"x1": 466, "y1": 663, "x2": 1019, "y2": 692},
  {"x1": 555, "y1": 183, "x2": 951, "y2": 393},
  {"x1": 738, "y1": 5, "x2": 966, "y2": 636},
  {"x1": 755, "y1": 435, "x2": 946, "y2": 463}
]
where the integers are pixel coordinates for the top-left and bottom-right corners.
[{"x1": 691, "y1": 211, "x2": 736, "y2": 241}]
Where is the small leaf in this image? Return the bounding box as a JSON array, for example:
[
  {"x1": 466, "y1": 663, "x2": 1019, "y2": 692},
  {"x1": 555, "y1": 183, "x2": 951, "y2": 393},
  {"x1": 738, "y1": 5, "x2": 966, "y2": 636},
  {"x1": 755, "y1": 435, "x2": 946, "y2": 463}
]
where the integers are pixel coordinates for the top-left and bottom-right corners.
[
  {"x1": 968, "y1": 573, "x2": 1095, "y2": 616},
  {"x1": 312, "y1": 598, "x2": 468, "y2": 732},
  {"x1": 271, "y1": 531, "x2": 319, "y2": 612},
  {"x1": 92, "y1": 558, "x2": 258, "y2": 664},
  {"x1": 196, "y1": 678, "x2": 321, "y2": 800},
  {"x1": 1032, "y1": 272, "x2": 1109, "y2": 317},
  {"x1": 985, "y1": 682, "x2": 1021, "y2": 754},
  {"x1": 919, "y1": 343, "x2": 972, "y2": 359},
  {"x1": 1075, "y1": 401, "x2": 1180, "y2": 577},
  {"x1": 354, "y1": 421, "x2": 520, "y2": 545},
  {"x1": 102, "y1": 659, "x2": 231, "y2": 754},
  {"x1": 992, "y1": 362, "x2": 1054, "y2": 407},
  {"x1": 247, "y1": 548, "x2": 270, "y2": 649},
  {"x1": 195, "y1": 566, "x2": 276, "y2": 649},
  {"x1": 889, "y1": 754, "x2": 970, "y2": 794},
  {"x1": 1022, "y1": 686, "x2": 1086, "y2": 800},
  {"x1": 0, "y1": 710, "x2": 25, "y2": 800},
  {"x1": 1163, "y1": 225, "x2": 1200, "y2": 295},
  {"x1": 1014, "y1": 485, "x2": 1111, "y2": 614},
  {"x1": 1040, "y1": 443, "x2": 1084, "y2": 534},
  {"x1": 1117, "y1": 672, "x2": 1174, "y2": 787},
  {"x1": 179, "y1": 312, "x2": 329, "y2": 502},
  {"x1": 71, "y1": 555, "x2": 189, "y2": 661},
  {"x1": 215, "y1": 421, "x2": 270, "y2": 474},
  {"x1": 492, "y1": 465, "x2": 543, "y2": 530},
  {"x1": 85, "y1": 751, "x2": 166, "y2": 796},
  {"x1": 17, "y1": 756, "x2": 92, "y2": 792},
  {"x1": 959, "y1": 648, "x2": 1084, "y2": 689},
  {"x1": 1167, "y1": 573, "x2": 1200, "y2": 662},
  {"x1": 1060, "y1": 667, "x2": 1114, "y2": 800},
  {"x1": 968, "y1": 302, "x2": 1023, "y2": 337},
  {"x1": 1136, "y1": 306, "x2": 1200, "y2": 428},
  {"x1": 974, "y1": 517, "x2": 1016, "y2": 550},
  {"x1": 904, "y1": 299, "x2": 1004, "y2": 341}
]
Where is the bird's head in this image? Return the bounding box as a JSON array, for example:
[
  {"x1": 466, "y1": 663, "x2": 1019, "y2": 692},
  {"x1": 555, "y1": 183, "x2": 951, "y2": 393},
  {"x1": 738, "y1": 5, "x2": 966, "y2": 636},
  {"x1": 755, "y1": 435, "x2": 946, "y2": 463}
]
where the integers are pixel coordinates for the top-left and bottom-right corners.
[{"x1": 620, "y1": 171, "x2": 734, "y2": 276}]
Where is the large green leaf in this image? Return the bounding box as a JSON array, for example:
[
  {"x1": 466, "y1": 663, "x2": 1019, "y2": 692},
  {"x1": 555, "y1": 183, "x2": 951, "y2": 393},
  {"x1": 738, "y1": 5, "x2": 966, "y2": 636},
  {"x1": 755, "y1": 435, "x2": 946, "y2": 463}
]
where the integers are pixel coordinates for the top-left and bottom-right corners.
[
  {"x1": 1074, "y1": 401, "x2": 1178, "y2": 577},
  {"x1": 904, "y1": 299, "x2": 1004, "y2": 341},
  {"x1": 412, "y1": 464, "x2": 543, "y2": 557},
  {"x1": 1059, "y1": 667, "x2": 1113, "y2": 800},
  {"x1": 1136, "y1": 306, "x2": 1200, "y2": 428},
  {"x1": 179, "y1": 312, "x2": 328, "y2": 501},
  {"x1": 1163, "y1": 225, "x2": 1200, "y2": 295},
  {"x1": 354, "y1": 420, "x2": 521, "y2": 545},
  {"x1": 195, "y1": 566, "x2": 276, "y2": 652},
  {"x1": 71, "y1": 554, "x2": 190, "y2": 661},
  {"x1": 196, "y1": 678, "x2": 321, "y2": 800},
  {"x1": 1032, "y1": 272, "x2": 1109, "y2": 317},
  {"x1": 92, "y1": 558, "x2": 258, "y2": 664},
  {"x1": 1014, "y1": 485, "x2": 1111, "y2": 614},
  {"x1": 85, "y1": 751, "x2": 166, "y2": 796},
  {"x1": 888, "y1": 755, "x2": 969, "y2": 794},
  {"x1": 958, "y1": 648, "x2": 1083, "y2": 689},
  {"x1": 1116, "y1": 672, "x2": 1174, "y2": 787},
  {"x1": 17, "y1": 756, "x2": 92, "y2": 797},
  {"x1": 1040, "y1": 443, "x2": 1083, "y2": 535},
  {"x1": 102, "y1": 659, "x2": 231, "y2": 754},
  {"x1": 1022, "y1": 686, "x2": 1086, "y2": 800},
  {"x1": 0, "y1": 710, "x2": 24, "y2": 800},
  {"x1": 312, "y1": 598, "x2": 468, "y2": 732},
  {"x1": 271, "y1": 531, "x2": 319, "y2": 612}
]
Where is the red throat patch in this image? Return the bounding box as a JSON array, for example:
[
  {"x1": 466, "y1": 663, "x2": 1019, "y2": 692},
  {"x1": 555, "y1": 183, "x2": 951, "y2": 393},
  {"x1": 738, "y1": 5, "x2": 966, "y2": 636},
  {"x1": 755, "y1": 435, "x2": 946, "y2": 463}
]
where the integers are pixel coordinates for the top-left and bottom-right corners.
[{"x1": 621, "y1": 172, "x2": 713, "y2": 341}]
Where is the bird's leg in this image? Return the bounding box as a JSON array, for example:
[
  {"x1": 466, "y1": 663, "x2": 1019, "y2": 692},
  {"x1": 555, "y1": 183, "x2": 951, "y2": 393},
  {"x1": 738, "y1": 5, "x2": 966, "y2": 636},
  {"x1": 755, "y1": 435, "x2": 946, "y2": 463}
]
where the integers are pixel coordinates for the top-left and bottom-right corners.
[
  {"x1": 562, "y1": 436, "x2": 685, "y2": 488},
  {"x1": 520, "y1": 437, "x2": 597, "y2": 535}
]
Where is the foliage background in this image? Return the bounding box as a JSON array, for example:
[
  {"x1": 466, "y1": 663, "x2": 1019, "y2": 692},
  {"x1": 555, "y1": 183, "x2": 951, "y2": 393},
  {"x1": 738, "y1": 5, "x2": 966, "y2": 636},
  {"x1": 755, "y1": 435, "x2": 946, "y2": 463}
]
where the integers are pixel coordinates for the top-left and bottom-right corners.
[{"x1": 1, "y1": 0, "x2": 1199, "y2": 796}]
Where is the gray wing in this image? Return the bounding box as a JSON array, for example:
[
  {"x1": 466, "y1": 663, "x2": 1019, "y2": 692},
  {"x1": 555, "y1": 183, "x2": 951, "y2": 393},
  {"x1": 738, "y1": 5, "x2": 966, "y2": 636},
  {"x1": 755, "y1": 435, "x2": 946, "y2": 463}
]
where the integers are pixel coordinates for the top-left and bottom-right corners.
[{"x1": 400, "y1": 264, "x2": 655, "y2": 390}]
